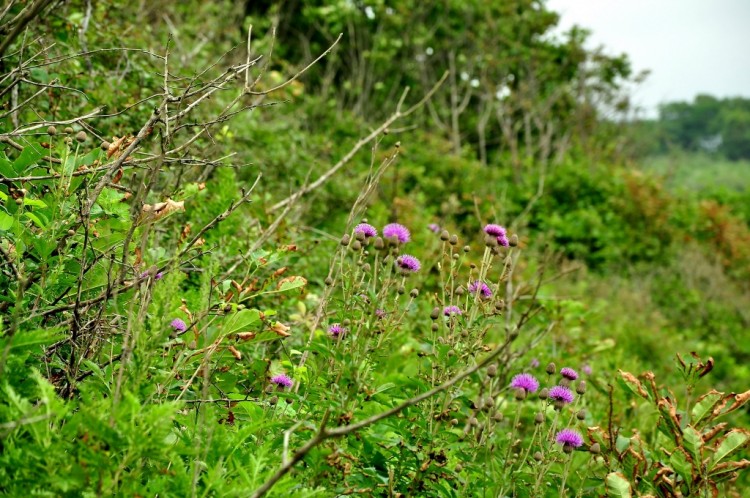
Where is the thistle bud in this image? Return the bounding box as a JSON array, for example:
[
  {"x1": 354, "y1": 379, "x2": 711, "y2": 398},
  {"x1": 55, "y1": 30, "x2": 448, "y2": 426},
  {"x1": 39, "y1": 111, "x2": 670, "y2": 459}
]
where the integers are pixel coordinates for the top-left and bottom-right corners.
[
  {"x1": 538, "y1": 388, "x2": 549, "y2": 400},
  {"x1": 494, "y1": 300, "x2": 505, "y2": 311},
  {"x1": 269, "y1": 396, "x2": 278, "y2": 406},
  {"x1": 484, "y1": 234, "x2": 498, "y2": 247},
  {"x1": 492, "y1": 412, "x2": 504, "y2": 422},
  {"x1": 463, "y1": 245, "x2": 470, "y2": 253},
  {"x1": 47, "y1": 125, "x2": 57, "y2": 136},
  {"x1": 546, "y1": 362, "x2": 556, "y2": 375},
  {"x1": 577, "y1": 409, "x2": 586, "y2": 420},
  {"x1": 454, "y1": 463, "x2": 463, "y2": 472},
  {"x1": 340, "y1": 234, "x2": 351, "y2": 246},
  {"x1": 515, "y1": 388, "x2": 526, "y2": 401},
  {"x1": 374, "y1": 237, "x2": 385, "y2": 250},
  {"x1": 450, "y1": 418, "x2": 458, "y2": 426},
  {"x1": 455, "y1": 285, "x2": 465, "y2": 296},
  {"x1": 431, "y1": 323, "x2": 439, "y2": 332},
  {"x1": 533, "y1": 451, "x2": 543, "y2": 462},
  {"x1": 75, "y1": 131, "x2": 87, "y2": 143},
  {"x1": 430, "y1": 307, "x2": 440, "y2": 320},
  {"x1": 101, "y1": 141, "x2": 111, "y2": 151},
  {"x1": 409, "y1": 288, "x2": 419, "y2": 298},
  {"x1": 397, "y1": 285, "x2": 405, "y2": 295},
  {"x1": 449, "y1": 234, "x2": 458, "y2": 246},
  {"x1": 351, "y1": 240, "x2": 362, "y2": 251},
  {"x1": 64, "y1": 126, "x2": 74, "y2": 134},
  {"x1": 509, "y1": 234, "x2": 519, "y2": 247},
  {"x1": 486, "y1": 364, "x2": 497, "y2": 377},
  {"x1": 576, "y1": 381, "x2": 587, "y2": 395},
  {"x1": 440, "y1": 230, "x2": 450, "y2": 241},
  {"x1": 534, "y1": 412, "x2": 545, "y2": 425},
  {"x1": 325, "y1": 276, "x2": 333, "y2": 286}
]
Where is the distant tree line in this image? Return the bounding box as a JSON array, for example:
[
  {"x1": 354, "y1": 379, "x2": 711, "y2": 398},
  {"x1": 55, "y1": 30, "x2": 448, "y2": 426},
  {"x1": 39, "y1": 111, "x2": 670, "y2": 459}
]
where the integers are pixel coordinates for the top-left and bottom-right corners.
[{"x1": 633, "y1": 95, "x2": 750, "y2": 160}]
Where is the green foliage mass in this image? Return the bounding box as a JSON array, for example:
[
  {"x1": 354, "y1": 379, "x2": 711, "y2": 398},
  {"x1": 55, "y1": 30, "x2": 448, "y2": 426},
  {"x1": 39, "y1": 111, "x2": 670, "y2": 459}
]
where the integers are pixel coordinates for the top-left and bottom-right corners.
[{"x1": 1, "y1": 1, "x2": 748, "y2": 497}]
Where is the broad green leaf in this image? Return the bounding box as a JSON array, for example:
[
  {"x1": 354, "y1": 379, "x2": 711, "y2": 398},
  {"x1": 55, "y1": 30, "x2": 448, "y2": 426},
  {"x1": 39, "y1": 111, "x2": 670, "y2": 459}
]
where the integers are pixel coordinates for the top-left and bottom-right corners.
[
  {"x1": 223, "y1": 309, "x2": 262, "y2": 335},
  {"x1": 605, "y1": 472, "x2": 632, "y2": 498},
  {"x1": 682, "y1": 425, "x2": 703, "y2": 461},
  {"x1": 710, "y1": 429, "x2": 750, "y2": 468},
  {"x1": 691, "y1": 390, "x2": 724, "y2": 426},
  {"x1": 669, "y1": 447, "x2": 693, "y2": 484},
  {"x1": 12, "y1": 143, "x2": 46, "y2": 174},
  {"x1": 0, "y1": 152, "x2": 14, "y2": 177},
  {"x1": 0, "y1": 210, "x2": 13, "y2": 231}
]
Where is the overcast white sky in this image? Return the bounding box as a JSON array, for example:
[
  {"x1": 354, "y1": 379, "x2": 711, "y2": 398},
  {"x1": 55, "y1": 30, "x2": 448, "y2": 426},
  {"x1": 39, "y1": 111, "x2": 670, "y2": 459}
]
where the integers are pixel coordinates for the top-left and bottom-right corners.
[{"x1": 547, "y1": 0, "x2": 750, "y2": 117}]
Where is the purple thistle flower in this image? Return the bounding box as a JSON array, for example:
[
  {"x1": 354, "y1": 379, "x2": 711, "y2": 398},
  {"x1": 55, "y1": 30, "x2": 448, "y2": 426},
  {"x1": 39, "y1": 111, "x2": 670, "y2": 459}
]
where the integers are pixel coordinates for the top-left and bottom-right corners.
[
  {"x1": 468, "y1": 280, "x2": 492, "y2": 299},
  {"x1": 484, "y1": 224, "x2": 507, "y2": 238},
  {"x1": 530, "y1": 358, "x2": 540, "y2": 368},
  {"x1": 443, "y1": 305, "x2": 462, "y2": 316},
  {"x1": 328, "y1": 323, "x2": 346, "y2": 338},
  {"x1": 155, "y1": 271, "x2": 164, "y2": 280},
  {"x1": 396, "y1": 254, "x2": 421, "y2": 274},
  {"x1": 170, "y1": 318, "x2": 187, "y2": 332},
  {"x1": 510, "y1": 373, "x2": 540, "y2": 393},
  {"x1": 497, "y1": 234, "x2": 510, "y2": 247},
  {"x1": 556, "y1": 429, "x2": 584, "y2": 448},
  {"x1": 383, "y1": 223, "x2": 410, "y2": 244},
  {"x1": 139, "y1": 271, "x2": 149, "y2": 279},
  {"x1": 354, "y1": 223, "x2": 377, "y2": 238},
  {"x1": 561, "y1": 367, "x2": 579, "y2": 381},
  {"x1": 428, "y1": 223, "x2": 441, "y2": 233},
  {"x1": 270, "y1": 373, "x2": 294, "y2": 389},
  {"x1": 549, "y1": 385, "x2": 575, "y2": 404}
]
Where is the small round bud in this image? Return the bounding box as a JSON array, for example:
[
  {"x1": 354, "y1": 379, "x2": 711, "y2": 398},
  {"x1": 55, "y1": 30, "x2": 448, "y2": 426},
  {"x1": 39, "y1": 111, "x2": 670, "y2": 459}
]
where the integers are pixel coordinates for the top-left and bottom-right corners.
[
  {"x1": 447, "y1": 349, "x2": 455, "y2": 357},
  {"x1": 409, "y1": 288, "x2": 419, "y2": 298},
  {"x1": 533, "y1": 451, "x2": 543, "y2": 462},
  {"x1": 354, "y1": 230, "x2": 365, "y2": 241},
  {"x1": 553, "y1": 400, "x2": 566, "y2": 411},
  {"x1": 576, "y1": 409, "x2": 586, "y2": 421},
  {"x1": 576, "y1": 381, "x2": 587, "y2": 395},
  {"x1": 563, "y1": 444, "x2": 574, "y2": 454},
  {"x1": 64, "y1": 126, "x2": 74, "y2": 134},
  {"x1": 455, "y1": 285, "x2": 465, "y2": 296},
  {"x1": 397, "y1": 285, "x2": 405, "y2": 295},
  {"x1": 534, "y1": 412, "x2": 545, "y2": 425},
  {"x1": 492, "y1": 412, "x2": 503, "y2": 422},
  {"x1": 430, "y1": 307, "x2": 440, "y2": 320},
  {"x1": 454, "y1": 463, "x2": 463, "y2": 472},
  {"x1": 484, "y1": 397, "x2": 494, "y2": 409},
  {"x1": 269, "y1": 396, "x2": 278, "y2": 406},
  {"x1": 362, "y1": 263, "x2": 371, "y2": 272},
  {"x1": 75, "y1": 131, "x2": 87, "y2": 143},
  {"x1": 509, "y1": 234, "x2": 519, "y2": 247},
  {"x1": 538, "y1": 388, "x2": 549, "y2": 400},
  {"x1": 484, "y1": 234, "x2": 498, "y2": 247},
  {"x1": 546, "y1": 362, "x2": 556, "y2": 375},
  {"x1": 463, "y1": 245, "x2": 470, "y2": 253},
  {"x1": 101, "y1": 141, "x2": 111, "y2": 151},
  {"x1": 440, "y1": 230, "x2": 450, "y2": 241},
  {"x1": 324, "y1": 276, "x2": 334, "y2": 286},
  {"x1": 560, "y1": 378, "x2": 571, "y2": 387},
  {"x1": 494, "y1": 300, "x2": 505, "y2": 311},
  {"x1": 47, "y1": 125, "x2": 57, "y2": 136},
  {"x1": 515, "y1": 388, "x2": 526, "y2": 401},
  {"x1": 449, "y1": 234, "x2": 458, "y2": 246},
  {"x1": 343, "y1": 319, "x2": 351, "y2": 326},
  {"x1": 340, "y1": 234, "x2": 351, "y2": 246},
  {"x1": 431, "y1": 323, "x2": 439, "y2": 332},
  {"x1": 469, "y1": 417, "x2": 479, "y2": 427},
  {"x1": 67, "y1": 229, "x2": 76, "y2": 236},
  {"x1": 452, "y1": 253, "x2": 459, "y2": 260},
  {"x1": 15, "y1": 198, "x2": 23, "y2": 205},
  {"x1": 374, "y1": 237, "x2": 385, "y2": 250},
  {"x1": 590, "y1": 443, "x2": 601, "y2": 454},
  {"x1": 487, "y1": 364, "x2": 497, "y2": 377},
  {"x1": 351, "y1": 240, "x2": 362, "y2": 251},
  {"x1": 64, "y1": 137, "x2": 73, "y2": 145}
]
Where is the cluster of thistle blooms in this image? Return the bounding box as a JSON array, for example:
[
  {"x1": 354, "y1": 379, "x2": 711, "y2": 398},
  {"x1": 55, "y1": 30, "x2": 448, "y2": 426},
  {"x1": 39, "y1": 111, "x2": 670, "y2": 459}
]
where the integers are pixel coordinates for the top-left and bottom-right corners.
[{"x1": 509, "y1": 363, "x2": 600, "y2": 458}]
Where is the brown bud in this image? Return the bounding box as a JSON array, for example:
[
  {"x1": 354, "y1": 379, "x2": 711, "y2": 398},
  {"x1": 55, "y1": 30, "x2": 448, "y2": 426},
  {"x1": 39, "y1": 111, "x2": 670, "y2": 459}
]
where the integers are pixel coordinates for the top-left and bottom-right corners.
[
  {"x1": 431, "y1": 323, "x2": 439, "y2": 332},
  {"x1": 449, "y1": 234, "x2": 458, "y2": 246},
  {"x1": 430, "y1": 307, "x2": 440, "y2": 320},
  {"x1": 538, "y1": 388, "x2": 549, "y2": 400},
  {"x1": 463, "y1": 245, "x2": 470, "y2": 253},
  {"x1": 563, "y1": 444, "x2": 574, "y2": 454},
  {"x1": 67, "y1": 229, "x2": 76, "y2": 236},
  {"x1": 397, "y1": 285, "x2": 405, "y2": 295},
  {"x1": 492, "y1": 412, "x2": 504, "y2": 422},
  {"x1": 484, "y1": 397, "x2": 494, "y2": 409},
  {"x1": 455, "y1": 285, "x2": 465, "y2": 296},
  {"x1": 454, "y1": 463, "x2": 463, "y2": 472},
  {"x1": 509, "y1": 234, "x2": 519, "y2": 247},
  {"x1": 351, "y1": 240, "x2": 362, "y2": 251},
  {"x1": 354, "y1": 230, "x2": 365, "y2": 241},
  {"x1": 546, "y1": 362, "x2": 556, "y2": 375},
  {"x1": 487, "y1": 364, "x2": 497, "y2": 377},
  {"x1": 374, "y1": 237, "x2": 385, "y2": 250},
  {"x1": 101, "y1": 141, "x2": 111, "y2": 151},
  {"x1": 15, "y1": 198, "x2": 23, "y2": 205},
  {"x1": 269, "y1": 396, "x2": 278, "y2": 406},
  {"x1": 64, "y1": 126, "x2": 74, "y2": 134},
  {"x1": 340, "y1": 234, "x2": 351, "y2": 246},
  {"x1": 362, "y1": 263, "x2": 371, "y2": 272},
  {"x1": 494, "y1": 300, "x2": 505, "y2": 311},
  {"x1": 469, "y1": 417, "x2": 479, "y2": 427},
  {"x1": 576, "y1": 381, "x2": 586, "y2": 395},
  {"x1": 324, "y1": 276, "x2": 334, "y2": 286},
  {"x1": 47, "y1": 125, "x2": 57, "y2": 136},
  {"x1": 515, "y1": 388, "x2": 527, "y2": 401},
  {"x1": 484, "y1": 234, "x2": 498, "y2": 247},
  {"x1": 533, "y1": 451, "x2": 543, "y2": 462},
  {"x1": 75, "y1": 131, "x2": 87, "y2": 143},
  {"x1": 440, "y1": 229, "x2": 450, "y2": 241},
  {"x1": 534, "y1": 412, "x2": 545, "y2": 425},
  {"x1": 409, "y1": 288, "x2": 419, "y2": 298},
  {"x1": 450, "y1": 418, "x2": 458, "y2": 426},
  {"x1": 576, "y1": 409, "x2": 586, "y2": 420},
  {"x1": 343, "y1": 319, "x2": 351, "y2": 326}
]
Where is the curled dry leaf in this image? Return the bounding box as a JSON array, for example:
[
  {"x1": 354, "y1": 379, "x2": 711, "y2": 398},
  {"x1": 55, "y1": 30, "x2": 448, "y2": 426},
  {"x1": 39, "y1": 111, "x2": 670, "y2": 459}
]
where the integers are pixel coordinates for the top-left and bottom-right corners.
[
  {"x1": 139, "y1": 198, "x2": 185, "y2": 225},
  {"x1": 107, "y1": 135, "x2": 134, "y2": 159},
  {"x1": 236, "y1": 332, "x2": 256, "y2": 341},
  {"x1": 269, "y1": 322, "x2": 291, "y2": 337},
  {"x1": 228, "y1": 345, "x2": 242, "y2": 360}
]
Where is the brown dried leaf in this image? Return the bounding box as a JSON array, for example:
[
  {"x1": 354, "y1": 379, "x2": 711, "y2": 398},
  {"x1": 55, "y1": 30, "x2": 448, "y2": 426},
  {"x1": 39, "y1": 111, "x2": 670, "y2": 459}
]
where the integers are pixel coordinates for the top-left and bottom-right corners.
[
  {"x1": 236, "y1": 332, "x2": 256, "y2": 341},
  {"x1": 112, "y1": 168, "x2": 123, "y2": 184},
  {"x1": 228, "y1": 345, "x2": 242, "y2": 360},
  {"x1": 723, "y1": 389, "x2": 750, "y2": 415},
  {"x1": 139, "y1": 198, "x2": 185, "y2": 224},
  {"x1": 269, "y1": 322, "x2": 291, "y2": 337}
]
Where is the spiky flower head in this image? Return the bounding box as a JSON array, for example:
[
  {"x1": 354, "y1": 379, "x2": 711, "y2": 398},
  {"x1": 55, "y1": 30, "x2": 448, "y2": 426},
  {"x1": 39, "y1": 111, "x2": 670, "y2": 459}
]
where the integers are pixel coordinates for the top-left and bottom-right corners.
[
  {"x1": 396, "y1": 254, "x2": 421, "y2": 274},
  {"x1": 483, "y1": 224, "x2": 507, "y2": 238},
  {"x1": 170, "y1": 318, "x2": 187, "y2": 332},
  {"x1": 510, "y1": 373, "x2": 540, "y2": 393},
  {"x1": 443, "y1": 305, "x2": 462, "y2": 316},
  {"x1": 497, "y1": 233, "x2": 510, "y2": 247},
  {"x1": 328, "y1": 323, "x2": 346, "y2": 338},
  {"x1": 354, "y1": 223, "x2": 377, "y2": 238},
  {"x1": 271, "y1": 374, "x2": 294, "y2": 389},
  {"x1": 549, "y1": 385, "x2": 575, "y2": 404},
  {"x1": 383, "y1": 223, "x2": 410, "y2": 244},
  {"x1": 556, "y1": 429, "x2": 584, "y2": 449},
  {"x1": 561, "y1": 367, "x2": 579, "y2": 381},
  {"x1": 468, "y1": 280, "x2": 492, "y2": 299}
]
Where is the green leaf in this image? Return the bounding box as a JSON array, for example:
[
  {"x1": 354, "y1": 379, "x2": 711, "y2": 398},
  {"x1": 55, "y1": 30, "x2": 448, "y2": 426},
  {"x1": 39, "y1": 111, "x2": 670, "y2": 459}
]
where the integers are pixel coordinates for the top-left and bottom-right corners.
[
  {"x1": 12, "y1": 143, "x2": 46, "y2": 174},
  {"x1": 669, "y1": 447, "x2": 694, "y2": 484},
  {"x1": 0, "y1": 210, "x2": 13, "y2": 231},
  {"x1": 0, "y1": 152, "x2": 14, "y2": 177},
  {"x1": 605, "y1": 472, "x2": 632, "y2": 498},
  {"x1": 710, "y1": 429, "x2": 750, "y2": 468},
  {"x1": 223, "y1": 309, "x2": 262, "y2": 335},
  {"x1": 682, "y1": 425, "x2": 703, "y2": 461},
  {"x1": 691, "y1": 390, "x2": 724, "y2": 426}
]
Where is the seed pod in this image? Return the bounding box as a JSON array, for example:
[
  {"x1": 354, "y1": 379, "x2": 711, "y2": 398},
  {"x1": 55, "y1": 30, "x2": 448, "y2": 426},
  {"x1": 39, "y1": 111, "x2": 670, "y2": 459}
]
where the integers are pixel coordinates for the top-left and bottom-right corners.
[
  {"x1": 469, "y1": 417, "x2": 479, "y2": 427},
  {"x1": 484, "y1": 397, "x2": 494, "y2": 409},
  {"x1": 492, "y1": 412, "x2": 503, "y2": 422},
  {"x1": 409, "y1": 288, "x2": 419, "y2": 298},
  {"x1": 355, "y1": 230, "x2": 365, "y2": 241},
  {"x1": 563, "y1": 444, "x2": 574, "y2": 454},
  {"x1": 440, "y1": 229, "x2": 450, "y2": 241},
  {"x1": 484, "y1": 234, "x2": 498, "y2": 247},
  {"x1": 75, "y1": 131, "x2": 87, "y2": 143},
  {"x1": 47, "y1": 125, "x2": 57, "y2": 136},
  {"x1": 455, "y1": 285, "x2": 465, "y2": 296},
  {"x1": 546, "y1": 362, "x2": 556, "y2": 375},
  {"x1": 397, "y1": 285, "x2": 405, "y2": 295},
  {"x1": 449, "y1": 234, "x2": 458, "y2": 246}
]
